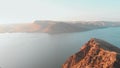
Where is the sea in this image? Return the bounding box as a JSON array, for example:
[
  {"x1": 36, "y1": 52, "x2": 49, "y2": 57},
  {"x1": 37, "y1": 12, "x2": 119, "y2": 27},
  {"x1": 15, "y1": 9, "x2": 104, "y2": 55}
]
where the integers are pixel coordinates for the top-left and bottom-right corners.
[{"x1": 0, "y1": 27, "x2": 120, "y2": 68}]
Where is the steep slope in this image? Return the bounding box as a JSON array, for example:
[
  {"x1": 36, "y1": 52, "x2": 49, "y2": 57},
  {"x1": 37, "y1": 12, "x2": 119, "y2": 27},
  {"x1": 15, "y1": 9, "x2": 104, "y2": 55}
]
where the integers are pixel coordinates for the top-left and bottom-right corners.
[{"x1": 63, "y1": 38, "x2": 120, "y2": 68}]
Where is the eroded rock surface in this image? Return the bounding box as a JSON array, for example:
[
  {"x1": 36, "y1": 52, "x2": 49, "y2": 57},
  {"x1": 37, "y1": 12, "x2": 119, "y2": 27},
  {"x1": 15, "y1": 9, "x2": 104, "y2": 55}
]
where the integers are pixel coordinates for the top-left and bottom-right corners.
[{"x1": 63, "y1": 38, "x2": 120, "y2": 68}]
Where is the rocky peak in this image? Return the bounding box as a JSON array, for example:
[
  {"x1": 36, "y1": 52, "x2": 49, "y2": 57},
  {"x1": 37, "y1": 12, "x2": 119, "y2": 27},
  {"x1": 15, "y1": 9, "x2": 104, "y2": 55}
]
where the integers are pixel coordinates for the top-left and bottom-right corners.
[{"x1": 62, "y1": 38, "x2": 120, "y2": 68}]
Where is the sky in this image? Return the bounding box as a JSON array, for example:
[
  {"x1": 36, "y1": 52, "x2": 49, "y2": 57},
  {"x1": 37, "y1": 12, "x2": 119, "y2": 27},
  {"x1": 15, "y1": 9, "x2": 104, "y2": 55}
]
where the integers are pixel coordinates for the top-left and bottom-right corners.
[{"x1": 0, "y1": 0, "x2": 120, "y2": 24}]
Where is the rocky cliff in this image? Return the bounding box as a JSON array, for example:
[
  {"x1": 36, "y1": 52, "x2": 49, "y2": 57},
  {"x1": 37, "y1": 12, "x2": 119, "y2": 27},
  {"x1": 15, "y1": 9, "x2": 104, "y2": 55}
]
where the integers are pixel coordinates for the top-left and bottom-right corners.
[{"x1": 63, "y1": 38, "x2": 120, "y2": 68}]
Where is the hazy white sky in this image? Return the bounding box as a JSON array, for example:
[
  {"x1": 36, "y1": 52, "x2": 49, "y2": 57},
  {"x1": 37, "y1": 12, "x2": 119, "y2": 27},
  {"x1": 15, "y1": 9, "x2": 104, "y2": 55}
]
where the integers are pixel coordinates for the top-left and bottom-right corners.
[{"x1": 0, "y1": 0, "x2": 120, "y2": 24}]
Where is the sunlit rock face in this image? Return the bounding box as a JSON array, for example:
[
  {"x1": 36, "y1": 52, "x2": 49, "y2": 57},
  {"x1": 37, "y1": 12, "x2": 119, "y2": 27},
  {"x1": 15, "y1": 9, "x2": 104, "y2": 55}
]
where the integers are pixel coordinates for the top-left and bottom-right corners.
[{"x1": 63, "y1": 38, "x2": 120, "y2": 68}]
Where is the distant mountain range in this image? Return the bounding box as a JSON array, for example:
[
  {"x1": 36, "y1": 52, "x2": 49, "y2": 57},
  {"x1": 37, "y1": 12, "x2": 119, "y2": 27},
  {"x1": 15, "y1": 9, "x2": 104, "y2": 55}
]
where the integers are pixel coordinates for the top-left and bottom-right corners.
[{"x1": 0, "y1": 21, "x2": 120, "y2": 34}]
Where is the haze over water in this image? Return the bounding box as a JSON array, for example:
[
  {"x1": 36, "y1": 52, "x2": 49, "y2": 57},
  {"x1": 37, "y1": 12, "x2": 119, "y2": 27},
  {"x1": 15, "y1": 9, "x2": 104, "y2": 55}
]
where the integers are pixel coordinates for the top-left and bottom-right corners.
[{"x1": 0, "y1": 27, "x2": 119, "y2": 68}]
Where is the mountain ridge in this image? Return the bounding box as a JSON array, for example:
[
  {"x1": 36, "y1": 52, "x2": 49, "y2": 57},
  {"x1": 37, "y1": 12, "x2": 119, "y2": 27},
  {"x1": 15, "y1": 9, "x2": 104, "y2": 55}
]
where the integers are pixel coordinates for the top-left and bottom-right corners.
[
  {"x1": 63, "y1": 38, "x2": 120, "y2": 68},
  {"x1": 0, "y1": 21, "x2": 120, "y2": 34}
]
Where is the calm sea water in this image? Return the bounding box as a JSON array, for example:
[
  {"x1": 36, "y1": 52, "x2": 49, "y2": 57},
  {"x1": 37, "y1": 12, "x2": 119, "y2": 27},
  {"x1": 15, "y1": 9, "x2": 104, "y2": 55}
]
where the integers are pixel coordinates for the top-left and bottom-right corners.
[{"x1": 0, "y1": 27, "x2": 120, "y2": 68}]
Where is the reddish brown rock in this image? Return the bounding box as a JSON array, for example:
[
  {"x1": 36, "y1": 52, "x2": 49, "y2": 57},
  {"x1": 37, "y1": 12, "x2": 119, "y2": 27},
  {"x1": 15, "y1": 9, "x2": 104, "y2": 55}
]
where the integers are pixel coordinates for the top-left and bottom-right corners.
[{"x1": 63, "y1": 38, "x2": 120, "y2": 68}]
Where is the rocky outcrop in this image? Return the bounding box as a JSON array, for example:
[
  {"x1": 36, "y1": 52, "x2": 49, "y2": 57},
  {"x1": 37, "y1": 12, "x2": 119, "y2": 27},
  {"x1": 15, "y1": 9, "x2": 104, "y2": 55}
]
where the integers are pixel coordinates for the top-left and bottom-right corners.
[{"x1": 63, "y1": 38, "x2": 120, "y2": 68}]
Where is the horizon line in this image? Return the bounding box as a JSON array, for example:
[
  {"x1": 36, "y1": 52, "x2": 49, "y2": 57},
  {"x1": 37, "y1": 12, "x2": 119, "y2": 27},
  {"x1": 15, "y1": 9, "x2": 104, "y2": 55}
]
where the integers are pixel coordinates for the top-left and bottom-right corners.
[{"x1": 0, "y1": 20, "x2": 120, "y2": 24}]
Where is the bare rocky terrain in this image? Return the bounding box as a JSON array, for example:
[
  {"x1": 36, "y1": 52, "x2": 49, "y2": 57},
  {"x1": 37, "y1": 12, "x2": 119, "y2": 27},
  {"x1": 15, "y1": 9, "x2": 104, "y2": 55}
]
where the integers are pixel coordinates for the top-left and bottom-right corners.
[{"x1": 63, "y1": 38, "x2": 120, "y2": 68}]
